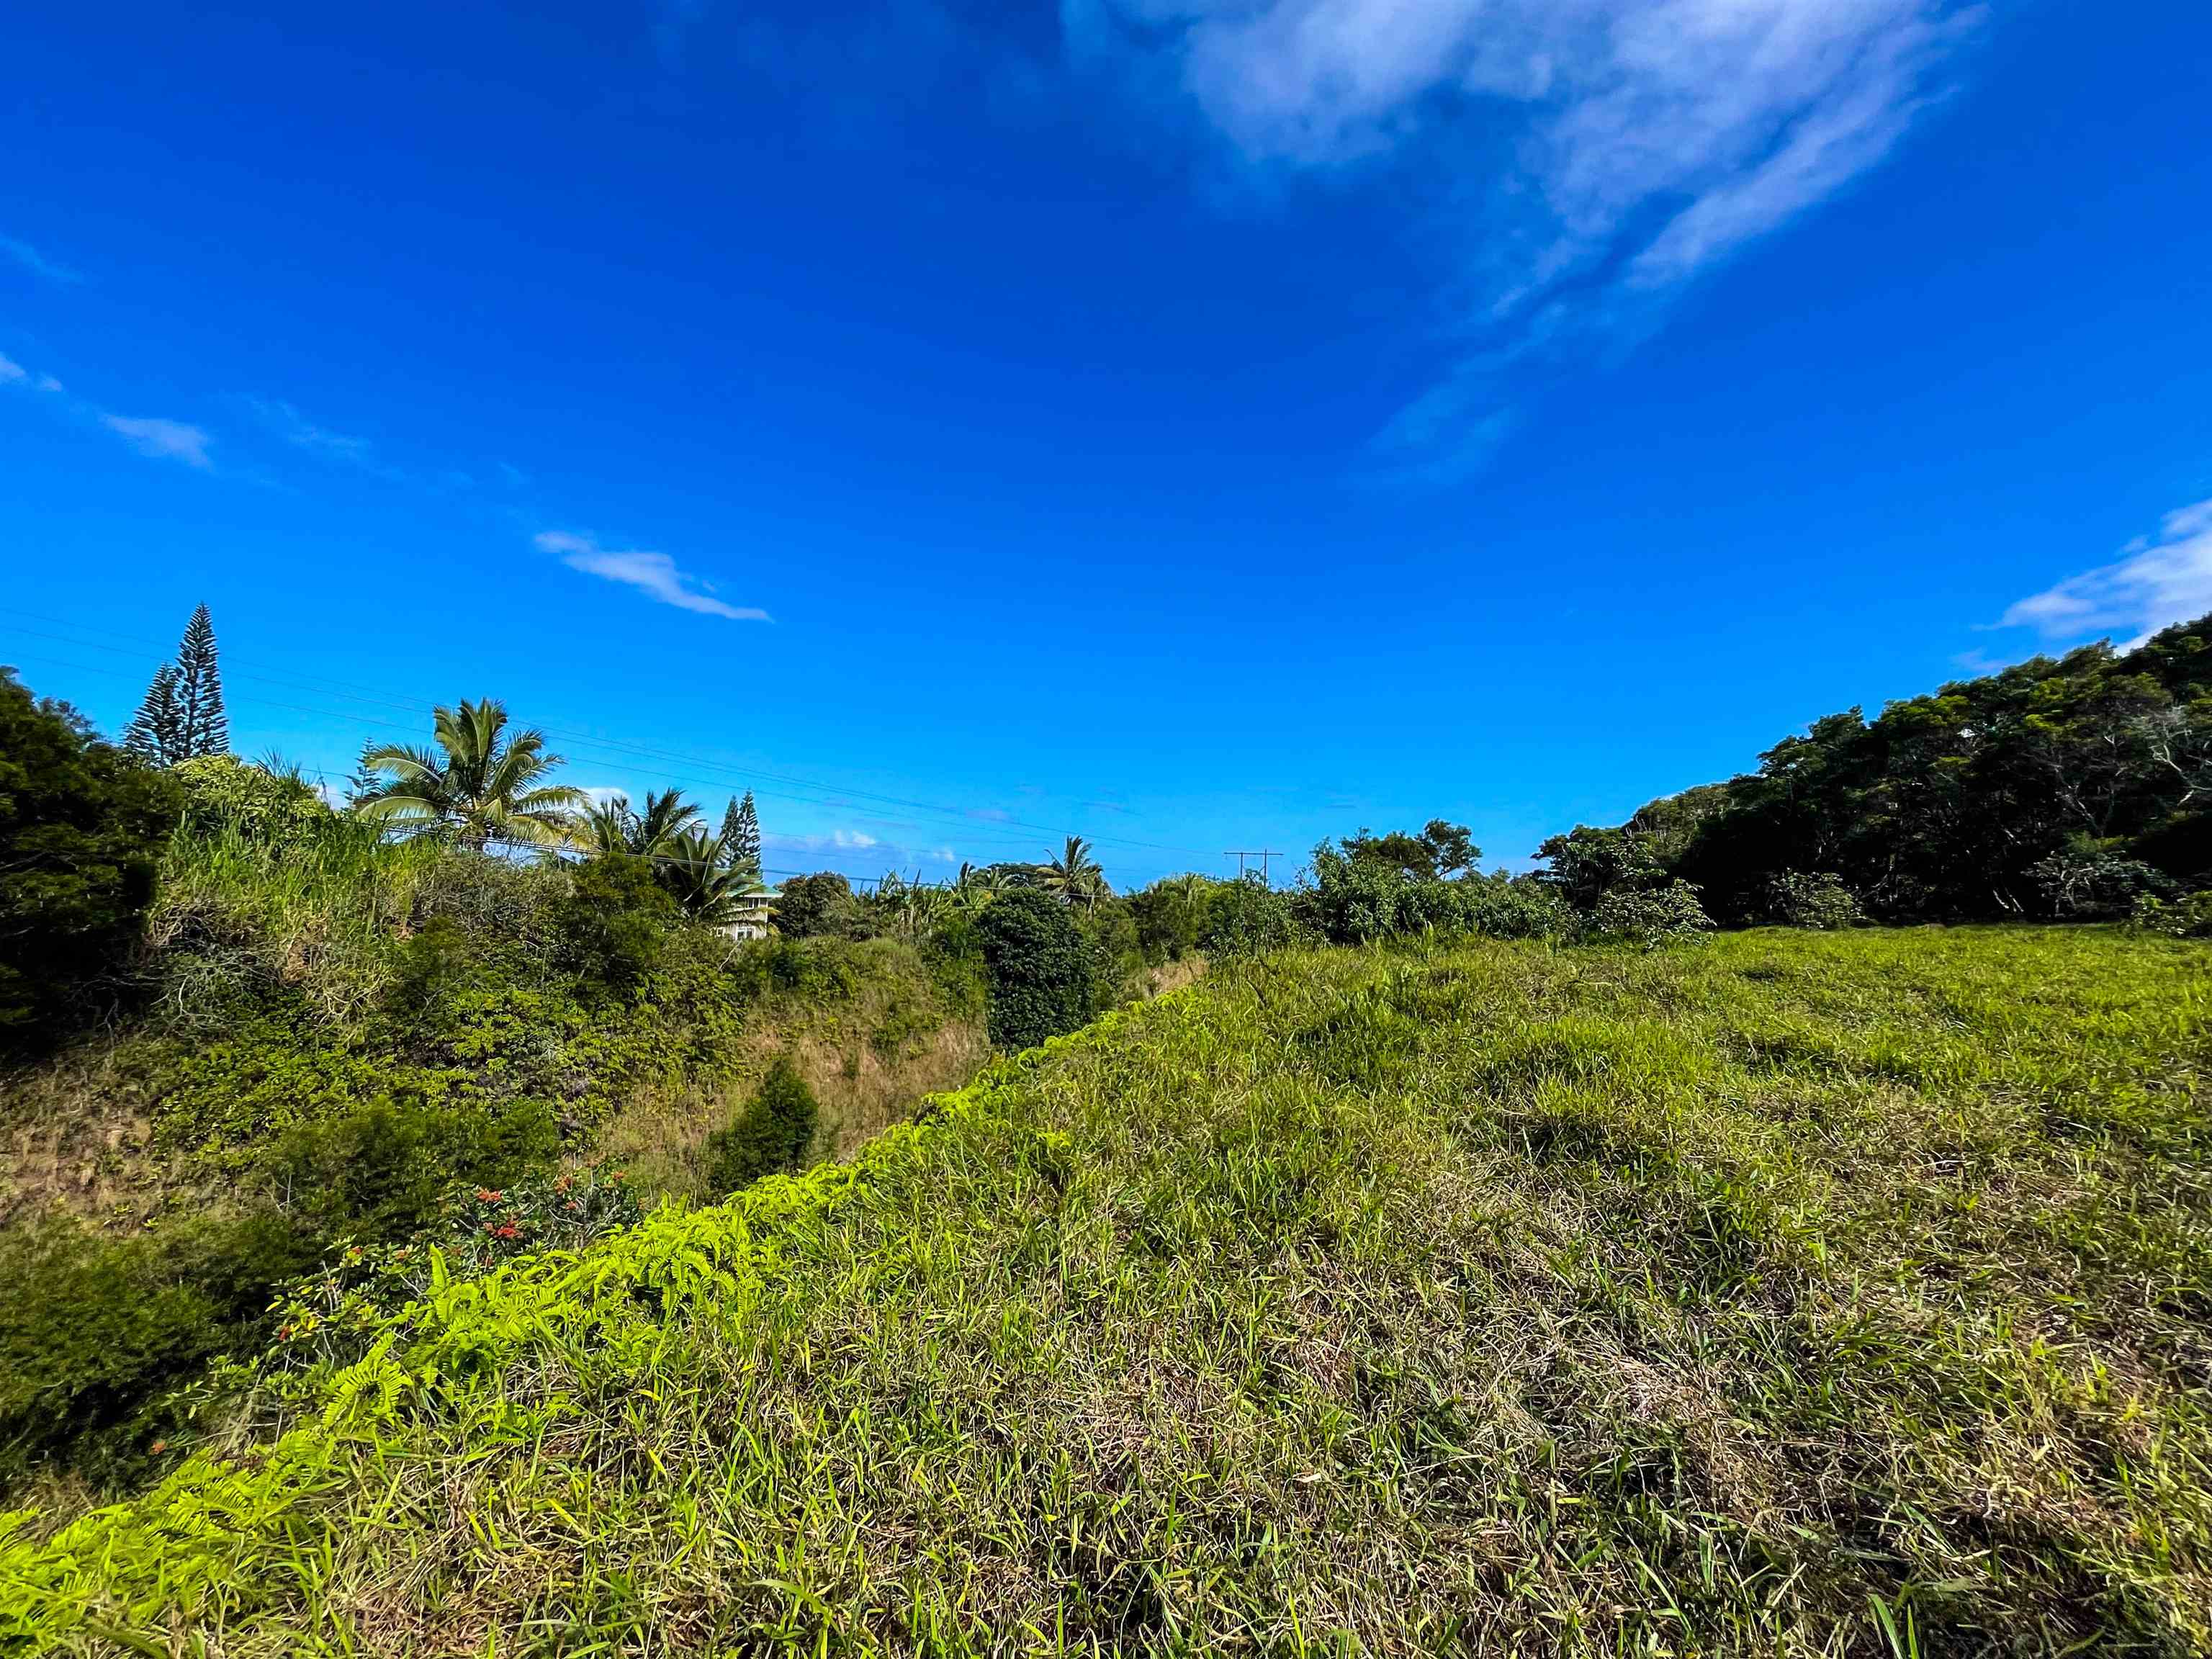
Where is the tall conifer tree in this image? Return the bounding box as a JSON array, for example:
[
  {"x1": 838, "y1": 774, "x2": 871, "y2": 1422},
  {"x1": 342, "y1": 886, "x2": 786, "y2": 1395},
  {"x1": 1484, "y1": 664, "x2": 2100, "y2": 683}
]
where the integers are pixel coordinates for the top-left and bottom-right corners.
[
  {"x1": 721, "y1": 791, "x2": 763, "y2": 880},
  {"x1": 123, "y1": 663, "x2": 186, "y2": 766},
  {"x1": 174, "y1": 603, "x2": 228, "y2": 759}
]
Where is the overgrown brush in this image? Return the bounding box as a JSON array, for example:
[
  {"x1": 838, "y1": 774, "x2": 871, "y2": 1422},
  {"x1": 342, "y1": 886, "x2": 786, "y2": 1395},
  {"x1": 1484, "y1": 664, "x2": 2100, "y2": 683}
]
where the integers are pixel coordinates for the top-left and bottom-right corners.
[{"x1": 8, "y1": 927, "x2": 2208, "y2": 1654}]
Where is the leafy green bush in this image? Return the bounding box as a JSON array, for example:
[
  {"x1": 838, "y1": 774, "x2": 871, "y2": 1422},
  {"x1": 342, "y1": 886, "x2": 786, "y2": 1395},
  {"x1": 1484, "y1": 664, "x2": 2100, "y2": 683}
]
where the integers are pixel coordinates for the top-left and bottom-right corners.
[
  {"x1": 976, "y1": 888, "x2": 1092, "y2": 1050},
  {"x1": 1128, "y1": 876, "x2": 1218, "y2": 963},
  {"x1": 0, "y1": 668, "x2": 181, "y2": 1048},
  {"x1": 1589, "y1": 880, "x2": 1714, "y2": 948},
  {"x1": 269, "y1": 1098, "x2": 560, "y2": 1244},
  {"x1": 703, "y1": 1058, "x2": 820, "y2": 1191},
  {"x1": 1199, "y1": 875, "x2": 1307, "y2": 958},
  {"x1": 0, "y1": 1210, "x2": 315, "y2": 1491},
  {"x1": 1765, "y1": 869, "x2": 1864, "y2": 929},
  {"x1": 773, "y1": 872, "x2": 872, "y2": 939},
  {"x1": 2128, "y1": 889, "x2": 2212, "y2": 937},
  {"x1": 2030, "y1": 846, "x2": 2175, "y2": 920},
  {"x1": 267, "y1": 1164, "x2": 642, "y2": 1373},
  {"x1": 169, "y1": 755, "x2": 329, "y2": 841},
  {"x1": 557, "y1": 852, "x2": 675, "y2": 988}
]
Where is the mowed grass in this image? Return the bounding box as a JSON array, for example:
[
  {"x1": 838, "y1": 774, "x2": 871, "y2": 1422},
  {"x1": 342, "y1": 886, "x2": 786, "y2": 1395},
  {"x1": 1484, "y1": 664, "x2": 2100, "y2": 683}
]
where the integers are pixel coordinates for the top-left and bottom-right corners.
[{"x1": 5, "y1": 927, "x2": 2209, "y2": 1655}]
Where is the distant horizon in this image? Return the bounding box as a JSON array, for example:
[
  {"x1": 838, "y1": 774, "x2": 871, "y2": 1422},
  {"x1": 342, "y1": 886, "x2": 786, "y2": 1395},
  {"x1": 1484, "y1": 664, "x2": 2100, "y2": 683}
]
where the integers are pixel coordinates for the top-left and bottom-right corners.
[{"x1": 6, "y1": 1, "x2": 2209, "y2": 891}]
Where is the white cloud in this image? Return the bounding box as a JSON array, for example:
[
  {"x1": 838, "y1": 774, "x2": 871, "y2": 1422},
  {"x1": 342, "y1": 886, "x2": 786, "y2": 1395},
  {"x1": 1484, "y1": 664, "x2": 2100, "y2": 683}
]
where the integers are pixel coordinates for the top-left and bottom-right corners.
[
  {"x1": 0, "y1": 235, "x2": 81, "y2": 284},
  {"x1": 2000, "y1": 498, "x2": 2212, "y2": 650},
  {"x1": 102, "y1": 414, "x2": 214, "y2": 468},
  {"x1": 0, "y1": 353, "x2": 23, "y2": 385},
  {"x1": 251, "y1": 397, "x2": 377, "y2": 465},
  {"x1": 536, "y1": 529, "x2": 770, "y2": 621},
  {"x1": 1077, "y1": 0, "x2": 1975, "y2": 474},
  {"x1": 36, "y1": 374, "x2": 63, "y2": 393}
]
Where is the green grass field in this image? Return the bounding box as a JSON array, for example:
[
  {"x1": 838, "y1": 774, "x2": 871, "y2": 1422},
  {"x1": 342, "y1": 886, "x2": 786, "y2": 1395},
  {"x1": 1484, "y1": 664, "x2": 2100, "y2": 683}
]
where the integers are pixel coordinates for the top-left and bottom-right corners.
[{"x1": 5, "y1": 927, "x2": 2208, "y2": 1655}]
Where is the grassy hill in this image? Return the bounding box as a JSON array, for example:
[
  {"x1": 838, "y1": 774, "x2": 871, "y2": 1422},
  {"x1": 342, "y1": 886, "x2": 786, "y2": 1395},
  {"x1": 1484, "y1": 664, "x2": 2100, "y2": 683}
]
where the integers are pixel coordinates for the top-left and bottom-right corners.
[{"x1": 5, "y1": 926, "x2": 2210, "y2": 1654}]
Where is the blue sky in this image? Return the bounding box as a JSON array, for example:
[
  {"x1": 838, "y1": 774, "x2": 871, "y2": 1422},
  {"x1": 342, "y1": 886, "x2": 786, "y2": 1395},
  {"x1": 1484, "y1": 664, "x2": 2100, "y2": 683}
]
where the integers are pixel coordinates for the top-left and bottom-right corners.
[{"x1": 4, "y1": 0, "x2": 2209, "y2": 889}]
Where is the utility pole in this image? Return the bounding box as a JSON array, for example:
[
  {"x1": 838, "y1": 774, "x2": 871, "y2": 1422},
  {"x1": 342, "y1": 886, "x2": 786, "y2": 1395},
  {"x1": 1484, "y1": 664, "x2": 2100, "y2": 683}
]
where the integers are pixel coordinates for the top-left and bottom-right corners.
[{"x1": 1226, "y1": 850, "x2": 1286, "y2": 886}]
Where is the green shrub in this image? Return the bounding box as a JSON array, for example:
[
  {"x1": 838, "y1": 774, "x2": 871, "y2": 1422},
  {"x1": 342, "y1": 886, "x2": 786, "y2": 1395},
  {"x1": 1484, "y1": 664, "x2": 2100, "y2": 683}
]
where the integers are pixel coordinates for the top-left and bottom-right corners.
[
  {"x1": 558, "y1": 853, "x2": 675, "y2": 988},
  {"x1": 2128, "y1": 889, "x2": 2212, "y2": 938},
  {"x1": 1765, "y1": 869, "x2": 1865, "y2": 929},
  {"x1": 976, "y1": 888, "x2": 1092, "y2": 1050},
  {"x1": 2031, "y1": 847, "x2": 2176, "y2": 920},
  {"x1": 0, "y1": 1210, "x2": 315, "y2": 1492},
  {"x1": 703, "y1": 1058, "x2": 820, "y2": 1191},
  {"x1": 773, "y1": 872, "x2": 872, "y2": 940},
  {"x1": 269, "y1": 1098, "x2": 559, "y2": 1244},
  {"x1": 0, "y1": 668, "x2": 181, "y2": 1049},
  {"x1": 1200, "y1": 875, "x2": 1307, "y2": 958},
  {"x1": 169, "y1": 755, "x2": 329, "y2": 841},
  {"x1": 1589, "y1": 880, "x2": 1714, "y2": 948}
]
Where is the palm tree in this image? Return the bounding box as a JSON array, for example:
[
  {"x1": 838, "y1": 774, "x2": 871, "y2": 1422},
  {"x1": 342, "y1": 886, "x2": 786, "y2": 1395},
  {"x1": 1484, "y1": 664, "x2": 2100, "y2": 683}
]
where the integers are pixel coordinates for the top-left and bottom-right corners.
[
  {"x1": 659, "y1": 827, "x2": 767, "y2": 924},
  {"x1": 577, "y1": 787, "x2": 700, "y2": 859},
  {"x1": 353, "y1": 698, "x2": 587, "y2": 850},
  {"x1": 1038, "y1": 835, "x2": 1108, "y2": 907}
]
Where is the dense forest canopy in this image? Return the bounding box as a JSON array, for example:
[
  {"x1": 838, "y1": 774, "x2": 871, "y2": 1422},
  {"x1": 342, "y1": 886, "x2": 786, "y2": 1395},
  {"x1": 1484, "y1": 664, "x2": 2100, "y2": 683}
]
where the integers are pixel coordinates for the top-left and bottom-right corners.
[{"x1": 1545, "y1": 612, "x2": 2211, "y2": 925}]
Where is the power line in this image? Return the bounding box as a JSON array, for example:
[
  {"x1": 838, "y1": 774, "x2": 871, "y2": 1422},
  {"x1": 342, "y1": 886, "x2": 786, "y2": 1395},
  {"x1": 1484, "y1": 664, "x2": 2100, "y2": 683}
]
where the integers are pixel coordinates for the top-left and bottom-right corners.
[
  {"x1": 1225, "y1": 848, "x2": 1286, "y2": 885},
  {"x1": 0, "y1": 613, "x2": 1228, "y2": 874}
]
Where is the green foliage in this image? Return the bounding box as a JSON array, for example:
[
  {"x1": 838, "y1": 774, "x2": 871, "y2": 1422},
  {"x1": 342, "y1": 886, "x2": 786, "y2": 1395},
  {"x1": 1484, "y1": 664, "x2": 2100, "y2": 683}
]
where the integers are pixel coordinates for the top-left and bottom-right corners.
[
  {"x1": 266, "y1": 1164, "x2": 642, "y2": 1374},
  {"x1": 169, "y1": 754, "x2": 330, "y2": 840},
  {"x1": 1336, "y1": 819, "x2": 1479, "y2": 878},
  {"x1": 773, "y1": 871, "x2": 866, "y2": 938},
  {"x1": 1623, "y1": 613, "x2": 2212, "y2": 921},
  {"x1": 122, "y1": 604, "x2": 228, "y2": 765},
  {"x1": 2029, "y1": 843, "x2": 2175, "y2": 919},
  {"x1": 12, "y1": 930, "x2": 2212, "y2": 1653},
  {"x1": 720, "y1": 791, "x2": 762, "y2": 880},
  {"x1": 269, "y1": 1097, "x2": 560, "y2": 1244},
  {"x1": 353, "y1": 697, "x2": 587, "y2": 850},
  {"x1": 703, "y1": 1058, "x2": 820, "y2": 1192},
  {"x1": 2128, "y1": 889, "x2": 2212, "y2": 937},
  {"x1": 1128, "y1": 873, "x2": 1219, "y2": 963},
  {"x1": 976, "y1": 886, "x2": 1091, "y2": 1050},
  {"x1": 1198, "y1": 872, "x2": 1308, "y2": 957},
  {"x1": 0, "y1": 668, "x2": 181, "y2": 1049},
  {"x1": 558, "y1": 851, "x2": 676, "y2": 987},
  {"x1": 1305, "y1": 836, "x2": 1570, "y2": 947},
  {"x1": 1588, "y1": 878, "x2": 1714, "y2": 947},
  {"x1": 1763, "y1": 868, "x2": 1864, "y2": 929},
  {"x1": 0, "y1": 1210, "x2": 315, "y2": 1491}
]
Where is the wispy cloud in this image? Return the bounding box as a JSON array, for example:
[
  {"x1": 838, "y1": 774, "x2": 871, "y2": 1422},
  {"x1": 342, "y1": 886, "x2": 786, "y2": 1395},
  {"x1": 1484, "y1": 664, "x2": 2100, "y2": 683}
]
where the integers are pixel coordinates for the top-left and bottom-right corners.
[
  {"x1": 0, "y1": 354, "x2": 23, "y2": 385},
  {"x1": 1, "y1": 235, "x2": 82, "y2": 285},
  {"x1": 102, "y1": 414, "x2": 214, "y2": 468},
  {"x1": 968, "y1": 806, "x2": 1015, "y2": 823},
  {"x1": 536, "y1": 529, "x2": 771, "y2": 621},
  {"x1": 1074, "y1": 0, "x2": 1977, "y2": 479},
  {"x1": 250, "y1": 397, "x2": 377, "y2": 467},
  {"x1": 1999, "y1": 498, "x2": 2212, "y2": 651}
]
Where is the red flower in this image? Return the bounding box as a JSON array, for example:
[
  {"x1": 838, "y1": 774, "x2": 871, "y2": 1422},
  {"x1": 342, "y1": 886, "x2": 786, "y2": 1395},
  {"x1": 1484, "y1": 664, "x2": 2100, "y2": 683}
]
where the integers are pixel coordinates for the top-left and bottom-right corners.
[
  {"x1": 475, "y1": 1188, "x2": 503, "y2": 1204},
  {"x1": 494, "y1": 1224, "x2": 520, "y2": 1240},
  {"x1": 150, "y1": 1439, "x2": 168, "y2": 1455}
]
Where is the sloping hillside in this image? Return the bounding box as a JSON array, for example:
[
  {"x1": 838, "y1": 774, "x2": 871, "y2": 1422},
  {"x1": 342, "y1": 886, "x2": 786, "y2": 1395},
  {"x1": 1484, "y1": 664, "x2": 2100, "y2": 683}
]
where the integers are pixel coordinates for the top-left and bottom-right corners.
[{"x1": 6, "y1": 928, "x2": 2210, "y2": 1654}]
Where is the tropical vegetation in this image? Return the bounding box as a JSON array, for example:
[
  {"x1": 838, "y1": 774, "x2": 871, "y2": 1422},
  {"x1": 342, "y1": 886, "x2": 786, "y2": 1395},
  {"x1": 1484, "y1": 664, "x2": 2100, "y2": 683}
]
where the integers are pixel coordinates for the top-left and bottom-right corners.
[{"x1": 7, "y1": 927, "x2": 2208, "y2": 1654}]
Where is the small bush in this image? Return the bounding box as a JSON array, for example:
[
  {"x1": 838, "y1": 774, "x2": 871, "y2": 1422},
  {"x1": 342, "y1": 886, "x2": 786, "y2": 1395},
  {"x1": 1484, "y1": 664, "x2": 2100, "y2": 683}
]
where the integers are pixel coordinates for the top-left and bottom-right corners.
[
  {"x1": 773, "y1": 872, "x2": 873, "y2": 940},
  {"x1": 1200, "y1": 876, "x2": 1308, "y2": 958},
  {"x1": 171, "y1": 755, "x2": 329, "y2": 841},
  {"x1": 1589, "y1": 880, "x2": 1714, "y2": 948},
  {"x1": 268, "y1": 1164, "x2": 642, "y2": 1374},
  {"x1": 558, "y1": 853, "x2": 675, "y2": 988},
  {"x1": 0, "y1": 1210, "x2": 315, "y2": 1491},
  {"x1": 976, "y1": 889, "x2": 1092, "y2": 1050},
  {"x1": 269, "y1": 1097, "x2": 560, "y2": 1244},
  {"x1": 2031, "y1": 847, "x2": 2176, "y2": 920},
  {"x1": 2128, "y1": 889, "x2": 2212, "y2": 938},
  {"x1": 704, "y1": 1058, "x2": 820, "y2": 1191},
  {"x1": 1766, "y1": 869, "x2": 1864, "y2": 930}
]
